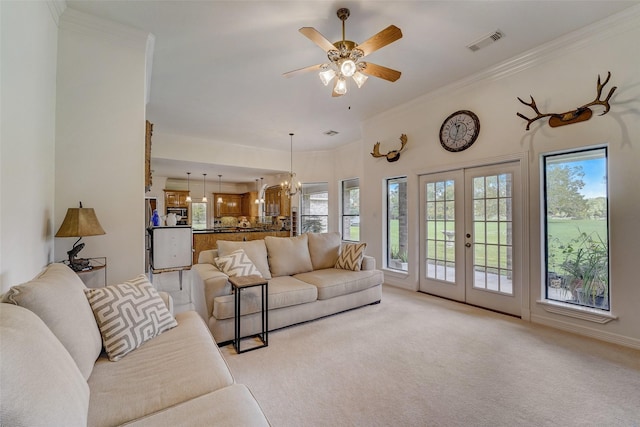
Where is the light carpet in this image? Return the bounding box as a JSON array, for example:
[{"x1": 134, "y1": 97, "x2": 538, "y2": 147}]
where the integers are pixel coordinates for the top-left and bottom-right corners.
[{"x1": 221, "y1": 285, "x2": 640, "y2": 427}]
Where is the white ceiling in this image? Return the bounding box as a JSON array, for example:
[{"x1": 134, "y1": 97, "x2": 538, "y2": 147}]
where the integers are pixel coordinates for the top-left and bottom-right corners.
[{"x1": 66, "y1": 0, "x2": 639, "y2": 181}]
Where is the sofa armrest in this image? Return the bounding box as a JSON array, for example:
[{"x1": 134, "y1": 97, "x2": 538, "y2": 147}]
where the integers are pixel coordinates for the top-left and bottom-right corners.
[
  {"x1": 157, "y1": 291, "x2": 174, "y2": 315},
  {"x1": 191, "y1": 264, "x2": 231, "y2": 322},
  {"x1": 361, "y1": 255, "x2": 376, "y2": 271}
]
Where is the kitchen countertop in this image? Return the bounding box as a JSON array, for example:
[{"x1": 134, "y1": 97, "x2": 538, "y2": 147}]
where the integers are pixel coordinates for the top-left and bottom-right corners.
[{"x1": 192, "y1": 228, "x2": 288, "y2": 233}]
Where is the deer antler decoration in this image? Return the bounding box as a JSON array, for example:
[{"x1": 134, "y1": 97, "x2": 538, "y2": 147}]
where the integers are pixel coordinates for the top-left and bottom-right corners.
[
  {"x1": 517, "y1": 72, "x2": 617, "y2": 131},
  {"x1": 371, "y1": 134, "x2": 408, "y2": 162}
]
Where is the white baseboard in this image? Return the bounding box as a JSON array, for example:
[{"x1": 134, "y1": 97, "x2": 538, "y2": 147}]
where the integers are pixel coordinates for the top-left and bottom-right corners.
[{"x1": 531, "y1": 314, "x2": 640, "y2": 350}]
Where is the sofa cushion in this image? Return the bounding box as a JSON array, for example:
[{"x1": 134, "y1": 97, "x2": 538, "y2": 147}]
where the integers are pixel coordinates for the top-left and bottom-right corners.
[
  {"x1": 1, "y1": 263, "x2": 102, "y2": 380},
  {"x1": 0, "y1": 303, "x2": 90, "y2": 426},
  {"x1": 265, "y1": 234, "x2": 313, "y2": 277},
  {"x1": 87, "y1": 311, "x2": 234, "y2": 427},
  {"x1": 213, "y1": 276, "x2": 318, "y2": 320},
  {"x1": 335, "y1": 242, "x2": 367, "y2": 271},
  {"x1": 307, "y1": 232, "x2": 341, "y2": 270},
  {"x1": 121, "y1": 384, "x2": 270, "y2": 427},
  {"x1": 217, "y1": 240, "x2": 272, "y2": 279},
  {"x1": 84, "y1": 275, "x2": 178, "y2": 361},
  {"x1": 215, "y1": 249, "x2": 262, "y2": 278},
  {"x1": 294, "y1": 268, "x2": 383, "y2": 300}
]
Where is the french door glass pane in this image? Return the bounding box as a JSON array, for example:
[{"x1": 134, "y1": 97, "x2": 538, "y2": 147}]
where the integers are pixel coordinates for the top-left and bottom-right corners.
[
  {"x1": 472, "y1": 174, "x2": 513, "y2": 295},
  {"x1": 425, "y1": 180, "x2": 455, "y2": 282}
]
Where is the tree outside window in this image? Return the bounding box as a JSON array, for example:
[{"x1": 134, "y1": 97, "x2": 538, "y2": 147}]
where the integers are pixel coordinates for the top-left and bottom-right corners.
[
  {"x1": 387, "y1": 177, "x2": 408, "y2": 271},
  {"x1": 301, "y1": 183, "x2": 328, "y2": 233}
]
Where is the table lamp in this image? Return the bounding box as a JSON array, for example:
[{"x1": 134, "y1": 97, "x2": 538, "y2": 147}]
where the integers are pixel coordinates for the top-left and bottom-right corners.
[{"x1": 55, "y1": 202, "x2": 106, "y2": 271}]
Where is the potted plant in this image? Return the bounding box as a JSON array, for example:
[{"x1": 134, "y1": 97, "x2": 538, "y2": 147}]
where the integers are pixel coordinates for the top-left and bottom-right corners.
[
  {"x1": 390, "y1": 247, "x2": 408, "y2": 270},
  {"x1": 559, "y1": 231, "x2": 608, "y2": 309}
]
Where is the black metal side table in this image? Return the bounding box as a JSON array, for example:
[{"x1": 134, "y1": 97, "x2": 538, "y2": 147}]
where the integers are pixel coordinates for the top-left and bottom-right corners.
[{"x1": 228, "y1": 275, "x2": 268, "y2": 354}]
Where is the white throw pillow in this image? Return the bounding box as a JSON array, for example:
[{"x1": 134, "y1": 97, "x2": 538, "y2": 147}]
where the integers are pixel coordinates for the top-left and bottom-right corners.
[
  {"x1": 215, "y1": 249, "x2": 262, "y2": 278},
  {"x1": 84, "y1": 275, "x2": 177, "y2": 361},
  {"x1": 335, "y1": 242, "x2": 367, "y2": 271},
  {"x1": 217, "y1": 240, "x2": 272, "y2": 279}
]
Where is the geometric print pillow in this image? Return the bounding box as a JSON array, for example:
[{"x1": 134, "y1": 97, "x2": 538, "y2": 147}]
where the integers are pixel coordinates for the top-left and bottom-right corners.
[
  {"x1": 335, "y1": 242, "x2": 367, "y2": 271},
  {"x1": 84, "y1": 275, "x2": 177, "y2": 361},
  {"x1": 215, "y1": 249, "x2": 262, "y2": 278}
]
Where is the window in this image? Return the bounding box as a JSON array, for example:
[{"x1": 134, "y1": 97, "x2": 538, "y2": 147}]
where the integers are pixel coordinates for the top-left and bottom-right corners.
[
  {"x1": 191, "y1": 202, "x2": 207, "y2": 230},
  {"x1": 544, "y1": 147, "x2": 609, "y2": 310},
  {"x1": 301, "y1": 183, "x2": 328, "y2": 233},
  {"x1": 387, "y1": 176, "x2": 408, "y2": 271},
  {"x1": 341, "y1": 178, "x2": 360, "y2": 241}
]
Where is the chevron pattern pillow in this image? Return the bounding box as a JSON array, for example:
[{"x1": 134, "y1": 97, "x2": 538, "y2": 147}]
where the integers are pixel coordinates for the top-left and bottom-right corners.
[
  {"x1": 84, "y1": 275, "x2": 177, "y2": 361},
  {"x1": 335, "y1": 242, "x2": 367, "y2": 271},
  {"x1": 215, "y1": 249, "x2": 262, "y2": 278}
]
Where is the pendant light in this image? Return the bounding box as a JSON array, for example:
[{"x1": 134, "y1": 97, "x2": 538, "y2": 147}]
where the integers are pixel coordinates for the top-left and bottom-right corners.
[
  {"x1": 216, "y1": 175, "x2": 223, "y2": 218},
  {"x1": 281, "y1": 133, "x2": 301, "y2": 198},
  {"x1": 186, "y1": 172, "x2": 192, "y2": 202},
  {"x1": 202, "y1": 173, "x2": 207, "y2": 202},
  {"x1": 260, "y1": 177, "x2": 265, "y2": 204}
]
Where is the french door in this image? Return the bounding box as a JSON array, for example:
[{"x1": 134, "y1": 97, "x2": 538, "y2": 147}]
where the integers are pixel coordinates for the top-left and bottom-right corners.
[{"x1": 419, "y1": 162, "x2": 522, "y2": 317}]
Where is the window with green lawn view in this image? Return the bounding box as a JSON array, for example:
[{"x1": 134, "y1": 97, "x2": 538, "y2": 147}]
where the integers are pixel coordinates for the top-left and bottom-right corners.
[
  {"x1": 544, "y1": 147, "x2": 609, "y2": 310},
  {"x1": 341, "y1": 178, "x2": 359, "y2": 241},
  {"x1": 387, "y1": 176, "x2": 408, "y2": 271},
  {"x1": 301, "y1": 183, "x2": 328, "y2": 233}
]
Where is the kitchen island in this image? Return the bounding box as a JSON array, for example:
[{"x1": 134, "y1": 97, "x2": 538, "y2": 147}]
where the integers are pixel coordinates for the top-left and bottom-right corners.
[{"x1": 192, "y1": 229, "x2": 290, "y2": 264}]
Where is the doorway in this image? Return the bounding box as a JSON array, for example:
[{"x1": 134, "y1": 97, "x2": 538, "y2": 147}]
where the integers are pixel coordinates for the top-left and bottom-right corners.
[{"x1": 419, "y1": 162, "x2": 523, "y2": 317}]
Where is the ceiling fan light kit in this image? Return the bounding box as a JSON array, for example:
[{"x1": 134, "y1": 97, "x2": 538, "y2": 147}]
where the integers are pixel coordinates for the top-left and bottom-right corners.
[{"x1": 284, "y1": 8, "x2": 402, "y2": 97}]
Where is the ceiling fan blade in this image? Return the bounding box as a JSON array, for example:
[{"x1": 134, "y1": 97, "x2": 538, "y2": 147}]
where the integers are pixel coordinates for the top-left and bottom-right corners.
[
  {"x1": 299, "y1": 27, "x2": 336, "y2": 52},
  {"x1": 361, "y1": 63, "x2": 401, "y2": 82},
  {"x1": 357, "y1": 25, "x2": 403, "y2": 57},
  {"x1": 282, "y1": 63, "x2": 324, "y2": 78}
]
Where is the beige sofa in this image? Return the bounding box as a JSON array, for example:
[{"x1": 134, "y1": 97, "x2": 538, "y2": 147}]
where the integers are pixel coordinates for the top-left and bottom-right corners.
[
  {"x1": 0, "y1": 263, "x2": 269, "y2": 427},
  {"x1": 191, "y1": 232, "x2": 383, "y2": 344}
]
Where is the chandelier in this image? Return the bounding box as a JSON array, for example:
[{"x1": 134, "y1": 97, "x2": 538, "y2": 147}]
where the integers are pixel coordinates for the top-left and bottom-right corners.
[
  {"x1": 281, "y1": 133, "x2": 301, "y2": 198},
  {"x1": 318, "y1": 8, "x2": 368, "y2": 96}
]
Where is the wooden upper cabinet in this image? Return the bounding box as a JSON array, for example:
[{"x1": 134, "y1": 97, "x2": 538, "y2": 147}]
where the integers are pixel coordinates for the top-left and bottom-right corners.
[
  {"x1": 164, "y1": 190, "x2": 190, "y2": 208},
  {"x1": 214, "y1": 193, "x2": 242, "y2": 216},
  {"x1": 264, "y1": 186, "x2": 291, "y2": 217},
  {"x1": 242, "y1": 192, "x2": 259, "y2": 217}
]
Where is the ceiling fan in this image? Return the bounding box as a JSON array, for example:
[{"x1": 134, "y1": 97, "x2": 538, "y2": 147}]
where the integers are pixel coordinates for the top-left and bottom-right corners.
[{"x1": 283, "y1": 8, "x2": 402, "y2": 97}]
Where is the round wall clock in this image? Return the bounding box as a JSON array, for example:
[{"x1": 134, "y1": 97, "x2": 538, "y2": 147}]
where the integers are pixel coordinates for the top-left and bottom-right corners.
[{"x1": 439, "y1": 110, "x2": 480, "y2": 152}]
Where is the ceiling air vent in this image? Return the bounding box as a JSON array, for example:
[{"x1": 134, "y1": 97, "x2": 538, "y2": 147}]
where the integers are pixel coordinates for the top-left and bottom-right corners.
[
  {"x1": 324, "y1": 130, "x2": 339, "y2": 136},
  {"x1": 467, "y1": 30, "x2": 504, "y2": 52}
]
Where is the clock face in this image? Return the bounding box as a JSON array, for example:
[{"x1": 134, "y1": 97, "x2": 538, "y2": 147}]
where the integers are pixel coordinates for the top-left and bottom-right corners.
[{"x1": 439, "y1": 110, "x2": 480, "y2": 152}]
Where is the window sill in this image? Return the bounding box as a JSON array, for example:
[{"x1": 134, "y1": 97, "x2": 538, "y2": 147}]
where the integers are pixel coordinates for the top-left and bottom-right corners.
[{"x1": 536, "y1": 299, "x2": 617, "y2": 324}]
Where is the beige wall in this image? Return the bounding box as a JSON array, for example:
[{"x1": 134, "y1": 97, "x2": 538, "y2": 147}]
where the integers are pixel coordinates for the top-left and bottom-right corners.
[
  {"x1": 54, "y1": 8, "x2": 150, "y2": 284},
  {"x1": 0, "y1": 1, "x2": 59, "y2": 292},
  {"x1": 359, "y1": 9, "x2": 640, "y2": 347}
]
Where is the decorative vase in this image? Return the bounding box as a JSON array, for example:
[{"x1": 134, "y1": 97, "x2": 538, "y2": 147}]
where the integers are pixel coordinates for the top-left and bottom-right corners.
[{"x1": 151, "y1": 210, "x2": 161, "y2": 227}]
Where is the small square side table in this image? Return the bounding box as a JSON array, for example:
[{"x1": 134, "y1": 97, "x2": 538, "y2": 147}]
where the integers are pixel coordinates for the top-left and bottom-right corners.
[{"x1": 228, "y1": 275, "x2": 268, "y2": 354}]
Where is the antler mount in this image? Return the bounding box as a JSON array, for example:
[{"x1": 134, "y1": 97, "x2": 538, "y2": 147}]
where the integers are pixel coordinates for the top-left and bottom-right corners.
[
  {"x1": 371, "y1": 134, "x2": 408, "y2": 162},
  {"x1": 517, "y1": 72, "x2": 617, "y2": 131}
]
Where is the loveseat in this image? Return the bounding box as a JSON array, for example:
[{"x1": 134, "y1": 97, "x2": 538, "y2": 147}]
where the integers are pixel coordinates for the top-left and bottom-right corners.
[
  {"x1": 0, "y1": 263, "x2": 270, "y2": 426},
  {"x1": 191, "y1": 232, "x2": 383, "y2": 344}
]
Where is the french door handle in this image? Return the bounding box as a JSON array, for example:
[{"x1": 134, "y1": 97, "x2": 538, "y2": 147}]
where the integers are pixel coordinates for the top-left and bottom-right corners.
[{"x1": 465, "y1": 243, "x2": 471, "y2": 247}]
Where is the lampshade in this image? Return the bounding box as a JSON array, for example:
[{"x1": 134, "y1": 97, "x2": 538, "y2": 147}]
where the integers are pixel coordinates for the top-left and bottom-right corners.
[
  {"x1": 334, "y1": 77, "x2": 347, "y2": 95},
  {"x1": 55, "y1": 206, "x2": 106, "y2": 238}
]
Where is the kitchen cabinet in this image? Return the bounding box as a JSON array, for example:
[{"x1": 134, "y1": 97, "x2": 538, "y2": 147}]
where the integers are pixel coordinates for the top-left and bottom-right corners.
[
  {"x1": 213, "y1": 193, "x2": 243, "y2": 217},
  {"x1": 264, "y1": 186, "x2": 291, "y2": 217},
  {"x1": 164, "y1": 190, "x2": 190, "y2": 208},
  {"x1": 241, "y1": 191, "x2": 259, "y2": 218}
]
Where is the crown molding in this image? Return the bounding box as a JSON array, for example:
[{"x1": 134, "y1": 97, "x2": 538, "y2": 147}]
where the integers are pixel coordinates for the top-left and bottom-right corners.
[
  {"x1": 46, "y1": 0, "x2": 66, "y2": 26},
  {"x1": 366, "y1": 4, "x2": 640, "y2": 125},
  {"x1": 60, "y1": 7, "x2": 151, "y2": 50}
]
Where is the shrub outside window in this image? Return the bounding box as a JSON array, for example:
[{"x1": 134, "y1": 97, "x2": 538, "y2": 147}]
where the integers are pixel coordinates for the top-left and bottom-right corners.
[
  {"x1": 341, "y1": 178, "x2": 360, "y2": 241},
  {"x1": 544, "y1": 147, "x2": 609, "y2": 310}
]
